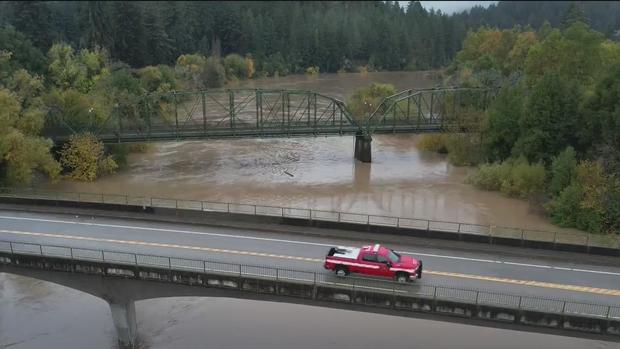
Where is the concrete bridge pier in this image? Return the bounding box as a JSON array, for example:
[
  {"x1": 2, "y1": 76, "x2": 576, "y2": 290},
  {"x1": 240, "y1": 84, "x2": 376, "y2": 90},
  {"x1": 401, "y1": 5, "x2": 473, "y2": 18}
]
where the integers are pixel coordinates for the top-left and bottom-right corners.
[
  {"x1": 354, "y1": 133, "x2": 372, "y2": 163},
  {"x1": 108, "y1": 299, "x2": 138, "y2": 349}
]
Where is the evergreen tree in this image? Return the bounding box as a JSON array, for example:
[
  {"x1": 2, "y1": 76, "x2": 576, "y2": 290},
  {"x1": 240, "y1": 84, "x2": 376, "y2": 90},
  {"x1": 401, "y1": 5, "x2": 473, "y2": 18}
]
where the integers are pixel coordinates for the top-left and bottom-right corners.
[{"x1": 112, "y1": 1, "x2": 146, "y2": 67}]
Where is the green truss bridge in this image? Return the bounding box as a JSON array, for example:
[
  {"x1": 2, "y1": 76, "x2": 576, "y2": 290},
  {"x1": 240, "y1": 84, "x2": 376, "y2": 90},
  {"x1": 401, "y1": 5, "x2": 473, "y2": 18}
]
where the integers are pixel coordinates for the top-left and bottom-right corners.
[{"x1": 44, "y1": 87, "x2": 493, "y2": 162}]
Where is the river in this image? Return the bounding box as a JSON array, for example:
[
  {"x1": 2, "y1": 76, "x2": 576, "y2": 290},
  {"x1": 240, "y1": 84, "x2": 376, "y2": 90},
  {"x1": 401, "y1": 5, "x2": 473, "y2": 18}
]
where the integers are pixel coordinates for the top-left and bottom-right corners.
[
  {"x1": 36, "y1": 71, "x2": 574, "y2": 232},
  {"x1": 0, "y1": 274, "x2": 613, "y2": 349}
]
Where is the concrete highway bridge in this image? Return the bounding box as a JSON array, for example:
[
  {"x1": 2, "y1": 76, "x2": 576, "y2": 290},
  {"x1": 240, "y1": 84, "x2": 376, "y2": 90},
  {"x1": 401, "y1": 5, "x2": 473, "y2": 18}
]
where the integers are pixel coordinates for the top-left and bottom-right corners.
[
  {"x1": 0, "y1": 207, "x2": 619, "y2": 348},
  {"x1": 43, "y1": 87, "x2": 493, "y2": 162}
]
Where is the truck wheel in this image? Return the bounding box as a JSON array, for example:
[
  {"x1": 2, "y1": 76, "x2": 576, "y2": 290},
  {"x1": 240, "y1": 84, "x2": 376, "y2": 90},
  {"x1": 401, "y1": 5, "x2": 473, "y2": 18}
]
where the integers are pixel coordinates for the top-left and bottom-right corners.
[
  {"x1": 396, "y1": 272, "x2": 409, "y2": 283},
  {"x1": 335, "y1": 265, "x2": 349, "y2": 277}
]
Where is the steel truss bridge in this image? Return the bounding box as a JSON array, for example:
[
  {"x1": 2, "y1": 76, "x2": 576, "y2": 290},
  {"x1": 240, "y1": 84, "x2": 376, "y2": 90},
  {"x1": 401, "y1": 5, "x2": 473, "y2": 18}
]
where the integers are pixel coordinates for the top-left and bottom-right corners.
[{"x1": 44, "y1": 87, "x2": 493, "y2": 162}]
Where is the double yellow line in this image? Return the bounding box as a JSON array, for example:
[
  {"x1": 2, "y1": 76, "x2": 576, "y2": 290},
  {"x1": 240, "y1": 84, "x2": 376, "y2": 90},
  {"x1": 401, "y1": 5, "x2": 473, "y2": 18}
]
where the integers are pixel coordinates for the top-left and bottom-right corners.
[{"x1": 2, "y1": 229, "x2": 619, "y2": 297}]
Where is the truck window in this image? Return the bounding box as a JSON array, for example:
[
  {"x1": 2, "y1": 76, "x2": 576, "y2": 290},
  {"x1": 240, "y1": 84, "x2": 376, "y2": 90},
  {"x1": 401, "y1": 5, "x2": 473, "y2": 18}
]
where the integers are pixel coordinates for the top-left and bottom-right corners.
[
  {"x1": 377, "y1": 255, "x2": 389, "y2": 264},
  {"x1": 362, "y1": 253, "x2": 377, "y2": 262},
  {"x1": 388, "y1": 250, "x2": 400, "y2": 263}
]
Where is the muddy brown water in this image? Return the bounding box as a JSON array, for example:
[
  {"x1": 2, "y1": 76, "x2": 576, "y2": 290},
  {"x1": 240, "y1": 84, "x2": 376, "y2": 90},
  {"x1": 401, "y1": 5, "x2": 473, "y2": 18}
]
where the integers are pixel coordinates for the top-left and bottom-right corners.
[
  {"x1": 37, "y1": 71, "x2": 581, "y2": 233},
  {"x1": 0, "y1": 274, "x2": 614, "y2": 349}
]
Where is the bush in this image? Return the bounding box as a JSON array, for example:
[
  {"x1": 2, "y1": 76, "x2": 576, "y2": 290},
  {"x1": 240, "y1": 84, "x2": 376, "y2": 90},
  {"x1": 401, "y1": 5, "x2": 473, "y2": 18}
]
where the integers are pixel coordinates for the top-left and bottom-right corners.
[
  {"x1": 347, "y1": 83, "x2": 395, "y2": 120},
  {"x1": 467, "y1": 162, "x2": 511, "y2": 191},
  {"x1": 549, "y1": 146, "x2": 577, "y2": 196},
  {"x1": 244, "y1": 54, "x2": 255, "y2": 79},
  {"x1": 417, "y1": 134, "x2": 448, "y2": 153},
  {"x1": 224, "y1": 54, "x2": 248, "y2": 80},
  {"x1": 305, "y1": 66, "x2": 320, "y2": 75},
  {"x1": 500, "y1": 158, "x2": 546, "y2": 198},
  {"x1": 446, "y1": 133, "x2": 483, "y2": 166},
  {"x1": 202, "y1": 56, "x2": 225, "y2": 88},
  {"x1": 467, "y1": 156, "x2": 546, "y2": 198},
  {"x1": 60, "y1": 133, "x2": 117, "y2": 181},
  {"x1": 418, "y1": 133, "x2": 483, "y2": 166}
]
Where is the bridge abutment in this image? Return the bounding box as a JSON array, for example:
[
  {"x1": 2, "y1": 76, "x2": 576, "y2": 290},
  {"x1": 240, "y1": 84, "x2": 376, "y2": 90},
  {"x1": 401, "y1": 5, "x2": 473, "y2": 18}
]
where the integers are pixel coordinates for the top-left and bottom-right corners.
[
  {"x1": 108, "y1": 299, "x2": 138, "y2": 349},
  {"x1": 354, "y1": 133, "x2": 372, "y2": 163}
]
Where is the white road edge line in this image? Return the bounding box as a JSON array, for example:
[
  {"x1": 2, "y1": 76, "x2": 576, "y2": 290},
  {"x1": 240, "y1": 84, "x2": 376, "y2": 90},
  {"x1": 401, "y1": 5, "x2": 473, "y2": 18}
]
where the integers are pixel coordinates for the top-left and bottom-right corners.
[{"x1": 1, "y1": 213, "x2": 619, "y2": 277}]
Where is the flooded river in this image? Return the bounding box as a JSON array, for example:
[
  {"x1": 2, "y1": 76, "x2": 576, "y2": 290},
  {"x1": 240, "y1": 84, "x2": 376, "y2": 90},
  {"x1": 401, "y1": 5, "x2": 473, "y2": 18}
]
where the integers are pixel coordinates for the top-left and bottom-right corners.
[
  {"x1": 0, "y1": 274, "x2": 613, "y2": 349},
  {"x1": 6, "y1": 72, "x2": 595, "y2": 348},
  {"x1": 38, "y1": 71, "x2": 569, "y2": 232}
]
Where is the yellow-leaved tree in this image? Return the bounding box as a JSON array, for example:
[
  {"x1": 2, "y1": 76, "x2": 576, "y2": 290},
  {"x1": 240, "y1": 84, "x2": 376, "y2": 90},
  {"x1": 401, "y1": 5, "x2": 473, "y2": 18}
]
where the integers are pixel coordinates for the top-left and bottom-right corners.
[{"x1": 60, "y1": 133, "x2": 117, "y2": 181}]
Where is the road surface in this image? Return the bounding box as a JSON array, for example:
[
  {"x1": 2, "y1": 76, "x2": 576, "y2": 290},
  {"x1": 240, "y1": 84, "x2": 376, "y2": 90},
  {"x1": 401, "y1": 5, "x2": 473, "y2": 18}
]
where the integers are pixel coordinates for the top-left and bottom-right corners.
[{"x1": 1, "y1": 209, "x2": 619, "y2": 305}]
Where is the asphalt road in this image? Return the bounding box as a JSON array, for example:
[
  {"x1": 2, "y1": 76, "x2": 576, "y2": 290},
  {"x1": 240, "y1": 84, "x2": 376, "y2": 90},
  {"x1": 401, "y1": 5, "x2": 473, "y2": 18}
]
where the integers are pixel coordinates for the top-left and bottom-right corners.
[{"x1": 1, "y1": 209, "x2": 619, "y2": 306}]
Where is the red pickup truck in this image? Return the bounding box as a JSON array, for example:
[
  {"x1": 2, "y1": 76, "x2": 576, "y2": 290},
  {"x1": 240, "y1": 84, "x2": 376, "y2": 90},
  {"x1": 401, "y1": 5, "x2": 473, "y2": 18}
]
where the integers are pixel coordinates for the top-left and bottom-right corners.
[{"x1": 324, "y1": 244, "x2": 422, "y2": 283}]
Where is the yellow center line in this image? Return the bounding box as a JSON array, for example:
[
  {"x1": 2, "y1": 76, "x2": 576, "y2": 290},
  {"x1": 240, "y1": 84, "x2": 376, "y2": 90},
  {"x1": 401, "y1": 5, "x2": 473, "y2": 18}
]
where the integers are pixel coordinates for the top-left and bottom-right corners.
[{"x1": 2, "y1": 229, "x2": 619, "y2": 297}]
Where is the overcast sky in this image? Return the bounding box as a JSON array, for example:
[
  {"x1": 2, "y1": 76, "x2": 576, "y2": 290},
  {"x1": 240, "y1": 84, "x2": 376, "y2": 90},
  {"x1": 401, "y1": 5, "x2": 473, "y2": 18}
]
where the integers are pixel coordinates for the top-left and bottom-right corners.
[{"x1": 401, "y1": 1, "x2": 499, "y2": 15}]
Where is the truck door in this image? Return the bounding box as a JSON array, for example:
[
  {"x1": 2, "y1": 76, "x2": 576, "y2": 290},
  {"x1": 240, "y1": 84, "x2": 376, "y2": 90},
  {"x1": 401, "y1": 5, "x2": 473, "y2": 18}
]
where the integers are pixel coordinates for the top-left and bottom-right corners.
[
  {"x1": 361, "y1": 252, "x2": 383, "y2": 276},
  {"x1": 376, "y1": 255, "x2": 393, "y2": 277}
]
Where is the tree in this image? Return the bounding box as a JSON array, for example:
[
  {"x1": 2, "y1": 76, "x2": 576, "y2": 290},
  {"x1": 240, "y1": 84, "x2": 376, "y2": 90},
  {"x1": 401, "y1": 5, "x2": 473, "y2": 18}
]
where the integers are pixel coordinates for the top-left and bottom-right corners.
[
  {"x1": 47, "y1": 43, "x2": 108, "y2": 93},
  {"x1": 0, "y1": 26, "x2": 46, "y2": 75},
  {"x1": 513, "y1": 72, "x2": 579, "y2": 164},
  {"x1": 549, "y1": 146, "x2": 577, "y2": 196},
  {"x1": 562, "y1": 3, "x2": 589, "y2": 29},
  {"x1": 112, "y1": 1, "x2": 146, "y2": 67},
  {"x1": 0, "y1": 88, "x2": 60, "y2": 185},
  {"x1": 79, "y1": 1, "x2": 113, "y2": 51},
  {"x1": 144, "y1": 9, "x2": 174, "y2": 66},
  {"x1": 8, "y1": 1, "x2": 53, "y2": 50},
  {"x1": 580, "y1": 63, "x2": 620, "y2": 173},
  {"x1": 482, "y1": 85, "x2": 524, "y2": 161}
]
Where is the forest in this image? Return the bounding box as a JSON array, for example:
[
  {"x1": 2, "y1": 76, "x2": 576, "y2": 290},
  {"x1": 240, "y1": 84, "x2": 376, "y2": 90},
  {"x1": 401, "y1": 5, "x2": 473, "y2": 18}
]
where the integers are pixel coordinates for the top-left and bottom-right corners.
[
  {"x1": 1, "y1": 1, "x2": 619, "y2": 74},
  {"x1": 0, "y1": 1, "x2": 618, "y2": 234}
]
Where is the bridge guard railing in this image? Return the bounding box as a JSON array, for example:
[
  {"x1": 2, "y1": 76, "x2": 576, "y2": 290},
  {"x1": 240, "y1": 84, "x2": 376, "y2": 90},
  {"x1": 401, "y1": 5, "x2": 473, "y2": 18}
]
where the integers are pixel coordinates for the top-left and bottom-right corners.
[
  {"x1": 0, "y1": 187, "x2": 617, "y2": 252},
  {"x1": 0, "y1": 239, "x2": 618, "y2": 320}
]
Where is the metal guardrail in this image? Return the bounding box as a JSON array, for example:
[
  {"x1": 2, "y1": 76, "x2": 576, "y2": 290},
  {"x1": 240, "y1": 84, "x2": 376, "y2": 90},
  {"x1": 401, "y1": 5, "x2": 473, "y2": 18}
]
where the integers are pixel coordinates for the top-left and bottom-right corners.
[
  {"x1": 0, "y1": 239, "x2": 618, "y2": 320},
  {"x1": 0, "y1": 187, "x2": 618, "y2": 250}
]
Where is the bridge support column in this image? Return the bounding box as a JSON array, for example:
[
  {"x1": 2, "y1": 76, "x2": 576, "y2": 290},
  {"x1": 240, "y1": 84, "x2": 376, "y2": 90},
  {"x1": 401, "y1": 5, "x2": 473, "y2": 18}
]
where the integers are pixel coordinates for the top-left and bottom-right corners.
[
  {"x1": 108, "y1": 300, "x2": 137, "y2": 349},
  {"x1": 354, "y1": 133, "x2": 372, "y2": 163}
]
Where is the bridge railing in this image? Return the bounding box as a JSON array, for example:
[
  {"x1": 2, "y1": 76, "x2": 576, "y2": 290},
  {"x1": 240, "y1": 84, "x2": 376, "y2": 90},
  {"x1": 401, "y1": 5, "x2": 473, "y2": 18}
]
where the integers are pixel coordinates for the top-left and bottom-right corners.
[
  {"x1": 365, "y1": 87, "x2": 495, "y2": 135},
  {"x1": 0, "y1": 187, "x2": 618, "y2": 252},
  {"x1": 43, "y1": 89, "x2": 362, "y2": 142},
  {"x1": 0, "y1": 239, "x2": 618, "y2": 319}
]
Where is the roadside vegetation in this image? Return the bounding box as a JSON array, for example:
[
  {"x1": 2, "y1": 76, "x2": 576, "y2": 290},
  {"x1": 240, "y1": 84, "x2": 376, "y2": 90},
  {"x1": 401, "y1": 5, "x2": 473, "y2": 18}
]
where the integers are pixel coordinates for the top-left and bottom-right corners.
[{"x1": 425, "y1": 9, "x2": 620, "y2": 235}]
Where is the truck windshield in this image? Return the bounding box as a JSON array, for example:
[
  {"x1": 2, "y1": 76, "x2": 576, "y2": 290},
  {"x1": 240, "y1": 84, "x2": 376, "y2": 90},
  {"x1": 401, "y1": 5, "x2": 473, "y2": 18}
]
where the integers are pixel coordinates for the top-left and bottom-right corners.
[{"x1": 388, "y1": 250, "x2": 400, "y2": 263}]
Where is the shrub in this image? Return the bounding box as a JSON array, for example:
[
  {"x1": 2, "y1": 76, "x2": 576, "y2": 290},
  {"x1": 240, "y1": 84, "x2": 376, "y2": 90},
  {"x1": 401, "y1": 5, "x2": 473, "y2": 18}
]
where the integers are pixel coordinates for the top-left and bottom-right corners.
[
  {"x1": 500, "y1": 158, "x2": 546, "y2": 198},
  {"x1": 244, "y1": 54, "x2": 255, "y2": 79},
  {"x1": 446, "y1": 133, "x2": 483, "y2": 166},
  {"x1": 467, "y1": 162, "x2": 511, "y2": 191},
  {"x1": 417, "y1": 134, "x2": 448, "y2": 153},
  {"x1": 549, "y1": 146, "x2": 577, "y2": 196},
  {"x1": 305, "y1": 66, "x2": 320, "y2": 75},
  {"x1": 60, "y1": 133, "x2": 117, "y2": 181},
  {"x1": 224, "y1": 54, "x2": 248, "y2": 80},
  {"x1": 347, "y1": 83, "x2": 395, "y2": 120},
  {"x1": 467, "y1": 156, "x2": 546, "y2": 198},
  {"x1": 201, "y1": 56, "x2": 225, "y2": 88}
]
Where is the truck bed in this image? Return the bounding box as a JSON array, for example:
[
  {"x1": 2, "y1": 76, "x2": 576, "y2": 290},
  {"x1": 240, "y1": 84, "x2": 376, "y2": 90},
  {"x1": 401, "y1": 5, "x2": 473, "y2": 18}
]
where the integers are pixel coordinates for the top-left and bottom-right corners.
[{"x1": 327, "y1": 246, "x2": 361, "y2": 260}]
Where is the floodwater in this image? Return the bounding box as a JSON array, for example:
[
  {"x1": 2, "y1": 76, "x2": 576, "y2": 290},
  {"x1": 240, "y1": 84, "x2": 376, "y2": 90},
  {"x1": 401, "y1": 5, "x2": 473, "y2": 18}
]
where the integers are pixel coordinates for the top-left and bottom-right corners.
[
  {"x1": 37, "y1": 70, "x2": 573, "y2": 232},
  {"x1": 0, "y1": 273, "x2": 614, "y2": 349}
]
